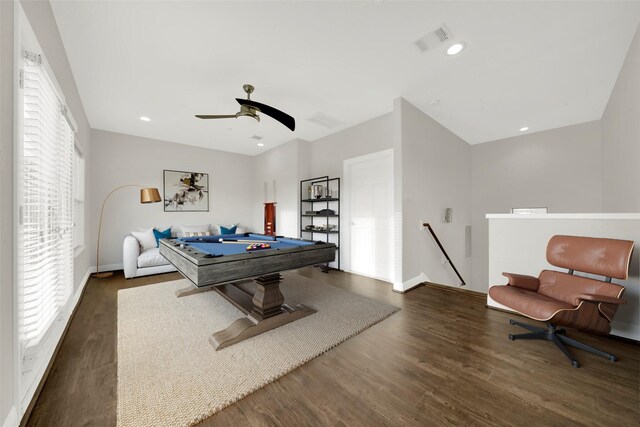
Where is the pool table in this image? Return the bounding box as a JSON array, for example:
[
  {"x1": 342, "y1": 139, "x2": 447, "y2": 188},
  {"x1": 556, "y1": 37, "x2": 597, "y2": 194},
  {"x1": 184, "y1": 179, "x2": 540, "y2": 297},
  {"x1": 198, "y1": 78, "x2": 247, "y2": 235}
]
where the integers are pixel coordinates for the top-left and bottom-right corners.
[{"x1": 159, "y1": 233, "x2": 336, "y2": 350}]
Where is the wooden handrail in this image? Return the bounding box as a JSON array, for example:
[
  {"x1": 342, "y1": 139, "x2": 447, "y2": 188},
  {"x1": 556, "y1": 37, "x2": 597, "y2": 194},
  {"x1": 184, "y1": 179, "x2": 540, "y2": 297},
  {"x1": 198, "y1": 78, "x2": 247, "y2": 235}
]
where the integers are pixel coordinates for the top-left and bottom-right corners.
[{"x1": 423, "y1": 223, "x2": 467, "y2": 287}]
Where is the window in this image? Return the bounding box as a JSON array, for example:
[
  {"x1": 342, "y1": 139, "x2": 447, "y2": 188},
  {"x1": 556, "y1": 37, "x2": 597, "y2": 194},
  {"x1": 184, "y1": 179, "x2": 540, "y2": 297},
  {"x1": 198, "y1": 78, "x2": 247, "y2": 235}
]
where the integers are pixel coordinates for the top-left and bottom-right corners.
[
  {"x1": 73, "y1": 147, "x2": 85, "y2": 252},
  {"x1": 18, "y1": 49, "x2": 76, "y2": 352}
]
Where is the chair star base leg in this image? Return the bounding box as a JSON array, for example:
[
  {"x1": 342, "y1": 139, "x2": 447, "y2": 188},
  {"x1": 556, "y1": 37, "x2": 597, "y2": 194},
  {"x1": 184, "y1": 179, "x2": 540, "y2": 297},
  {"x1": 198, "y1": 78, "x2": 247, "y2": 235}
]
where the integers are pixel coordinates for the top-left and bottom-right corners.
[
  {"x1": 557, "y1": 334, "x2": 617, "y2": 362},
  {"x1": 506, "y1": 320, "x2": 617, "y2": 368}
]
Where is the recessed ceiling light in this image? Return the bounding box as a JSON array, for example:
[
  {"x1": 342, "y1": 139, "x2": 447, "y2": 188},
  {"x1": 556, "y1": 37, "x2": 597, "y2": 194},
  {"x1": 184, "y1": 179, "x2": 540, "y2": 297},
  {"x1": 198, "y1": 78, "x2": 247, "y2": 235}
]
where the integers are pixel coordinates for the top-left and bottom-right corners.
[
  {"x1": 139, "y1": 116, "x2": 151, "y2": 122},
  {"x1": 257, "y1": 143, "x2": 264, "y2": 147},
  {"x1": 520, "y1": 126, "x2": 529, "y2": 132},
  {"x1": 446, "y1": 42, "x2": 466, "y2": 56}
]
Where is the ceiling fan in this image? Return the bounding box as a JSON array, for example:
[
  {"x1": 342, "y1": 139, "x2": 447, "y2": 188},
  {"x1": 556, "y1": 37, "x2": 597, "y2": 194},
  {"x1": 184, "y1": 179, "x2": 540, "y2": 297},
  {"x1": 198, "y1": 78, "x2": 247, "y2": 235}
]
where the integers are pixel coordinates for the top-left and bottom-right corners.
[{"x1": 196, "y1": 84, "x2": 295, "y2": 131}]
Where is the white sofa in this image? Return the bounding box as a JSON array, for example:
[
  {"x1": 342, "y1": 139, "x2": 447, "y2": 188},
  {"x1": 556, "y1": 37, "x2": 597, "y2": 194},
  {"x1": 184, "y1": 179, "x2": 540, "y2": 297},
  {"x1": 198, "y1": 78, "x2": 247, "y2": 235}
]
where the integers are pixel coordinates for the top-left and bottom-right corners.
[
  {"x1": 123, "y1": 235, "x2": 178, "y2": 279},
  {"x1": 123, "y1": 224, "x2": 248, "y2": 279}
]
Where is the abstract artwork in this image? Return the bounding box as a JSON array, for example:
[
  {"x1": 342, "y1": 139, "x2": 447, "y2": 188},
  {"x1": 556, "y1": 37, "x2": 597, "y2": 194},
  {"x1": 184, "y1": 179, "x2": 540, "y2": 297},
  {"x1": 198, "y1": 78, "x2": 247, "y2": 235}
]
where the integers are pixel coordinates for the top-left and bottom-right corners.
[{"x1": 163, "y1": 170, "x2": 209, "y2": 212}]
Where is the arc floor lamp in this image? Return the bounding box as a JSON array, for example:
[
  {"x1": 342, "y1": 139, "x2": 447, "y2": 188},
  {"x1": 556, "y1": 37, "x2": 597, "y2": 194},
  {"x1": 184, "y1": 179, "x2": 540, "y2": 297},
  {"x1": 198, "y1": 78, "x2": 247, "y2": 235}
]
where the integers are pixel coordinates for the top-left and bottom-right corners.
[{"x1": 93, "y1": 185, "x2": 162, "y2": 278}]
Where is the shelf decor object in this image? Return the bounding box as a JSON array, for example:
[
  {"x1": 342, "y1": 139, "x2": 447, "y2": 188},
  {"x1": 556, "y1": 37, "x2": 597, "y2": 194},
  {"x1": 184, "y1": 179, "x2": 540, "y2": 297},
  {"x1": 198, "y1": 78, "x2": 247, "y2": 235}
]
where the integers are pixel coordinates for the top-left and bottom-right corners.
[
  {"x1": 93, "y1": 185, "x2": 162, "y2": 278},
  {"x1": 264, "y1": 202, "x2": 277, "y2": 235},
  {"x1": 300, "y1": 176, "x2": 340, "y2": 271}
]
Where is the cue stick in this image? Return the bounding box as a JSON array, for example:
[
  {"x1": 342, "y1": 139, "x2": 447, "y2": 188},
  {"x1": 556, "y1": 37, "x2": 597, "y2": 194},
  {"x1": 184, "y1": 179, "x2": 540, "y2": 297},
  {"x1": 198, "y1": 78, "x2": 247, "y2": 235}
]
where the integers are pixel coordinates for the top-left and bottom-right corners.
[{"x1": 217, "y1": 239, "x2": 269, "y2": 244}]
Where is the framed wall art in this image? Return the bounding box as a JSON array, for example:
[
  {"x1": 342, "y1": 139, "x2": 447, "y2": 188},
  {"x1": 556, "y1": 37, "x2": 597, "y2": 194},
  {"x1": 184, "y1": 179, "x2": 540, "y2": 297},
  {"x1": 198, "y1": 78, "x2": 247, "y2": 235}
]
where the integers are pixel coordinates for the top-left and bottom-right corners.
[{"x1": 163, "y1": 170, "x2": 209, "y2": 212}]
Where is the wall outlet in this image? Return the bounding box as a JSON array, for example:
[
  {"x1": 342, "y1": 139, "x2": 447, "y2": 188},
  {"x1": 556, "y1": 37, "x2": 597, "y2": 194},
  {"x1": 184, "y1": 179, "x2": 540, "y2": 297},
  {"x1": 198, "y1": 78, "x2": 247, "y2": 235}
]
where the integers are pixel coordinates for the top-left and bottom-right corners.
[{"x1": 444, "y1": 208, "x2": 453, "y2": 223}]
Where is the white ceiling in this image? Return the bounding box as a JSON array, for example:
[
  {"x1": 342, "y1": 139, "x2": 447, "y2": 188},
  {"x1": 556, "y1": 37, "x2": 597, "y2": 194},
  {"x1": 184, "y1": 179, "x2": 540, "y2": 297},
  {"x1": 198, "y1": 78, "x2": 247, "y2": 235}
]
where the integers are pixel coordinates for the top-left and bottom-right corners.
[{"x1": 51, "y1": 1, "x2": 640, "y2": 155}]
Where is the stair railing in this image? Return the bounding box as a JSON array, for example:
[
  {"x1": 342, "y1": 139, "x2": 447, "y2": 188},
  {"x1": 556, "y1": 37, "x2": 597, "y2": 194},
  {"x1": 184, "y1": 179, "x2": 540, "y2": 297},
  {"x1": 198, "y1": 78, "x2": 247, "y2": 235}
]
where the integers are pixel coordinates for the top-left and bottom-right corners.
[{"x1": 423, "y1": 223, "x2": 467, "y2": 287}]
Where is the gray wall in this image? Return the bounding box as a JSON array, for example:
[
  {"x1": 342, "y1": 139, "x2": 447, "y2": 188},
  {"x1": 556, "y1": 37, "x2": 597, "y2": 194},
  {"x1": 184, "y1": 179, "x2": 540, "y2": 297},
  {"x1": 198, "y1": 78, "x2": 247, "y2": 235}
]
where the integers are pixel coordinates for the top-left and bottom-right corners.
[
  {"x1": 89, "y1": 130, "x2": 257, "y2": 268},
  {"x1": 251, "y1": 138, "x2": 307, "y2": 238},
  {"x1": 1, "y1": 1, "x2": 93, "y2": 423},
  {"x1": 399, "y1": 99, "x2": 472, "y2": 286},
  {"x1": 602, "y1": 26, "x2": 640, "y2": 212},
  {"x1": 251, "y1": 114, "x2": 395, "y2": 273},
  {"x1": 308, "y1": 113, "x2": 394, "y2": 179},
  {"x1": 471, "y1": 121, "x2": 604, "y2": 292}
]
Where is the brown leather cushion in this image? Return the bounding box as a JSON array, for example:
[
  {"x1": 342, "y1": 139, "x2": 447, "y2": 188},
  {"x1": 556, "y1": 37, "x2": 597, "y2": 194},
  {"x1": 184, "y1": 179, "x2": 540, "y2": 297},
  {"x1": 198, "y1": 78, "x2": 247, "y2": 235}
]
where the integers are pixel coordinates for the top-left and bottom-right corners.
[
  {"x1": 537, "y1": 270, "x2": 625, "y2": 306},
  {"x1": 489, "y1": 285, "x2": 575, "y2": 321},
  {"x1": 546, "y1": 235, "x2": 634, "y2": 280}
]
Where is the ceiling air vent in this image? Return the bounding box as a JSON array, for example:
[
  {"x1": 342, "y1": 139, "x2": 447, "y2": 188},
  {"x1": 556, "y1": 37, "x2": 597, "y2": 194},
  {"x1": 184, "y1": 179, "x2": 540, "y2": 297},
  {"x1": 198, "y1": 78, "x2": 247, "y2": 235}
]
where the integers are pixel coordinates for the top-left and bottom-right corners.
[
  {"x1": 307, "y1": 112, "x2": 345, "y2": 129},
  {"x1": 415, "y1": 24, "x2": 452, "y2": 52}
]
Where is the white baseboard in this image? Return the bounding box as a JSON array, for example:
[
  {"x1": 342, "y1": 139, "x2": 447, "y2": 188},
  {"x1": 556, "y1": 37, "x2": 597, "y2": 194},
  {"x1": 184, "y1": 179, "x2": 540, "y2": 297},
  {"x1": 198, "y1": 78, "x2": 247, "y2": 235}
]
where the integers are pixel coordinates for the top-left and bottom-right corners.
[
  {"x1": 611, "y1": 320, "x2": 640, "y2": 341},
  {"x1": 394, "y1": 273, "x2": 429, "y2": 293},
  {"x1": 2, "y1": 406, "x2": 18, "y2": 427},
  {"x1": 91, "y1": 262, "x2": 123, "y2": 273}
]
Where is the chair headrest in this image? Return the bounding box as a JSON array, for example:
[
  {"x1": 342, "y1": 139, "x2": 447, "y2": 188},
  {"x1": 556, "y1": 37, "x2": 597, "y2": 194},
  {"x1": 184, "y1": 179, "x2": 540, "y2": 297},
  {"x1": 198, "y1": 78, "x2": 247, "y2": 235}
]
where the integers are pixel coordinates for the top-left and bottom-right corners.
[{"x1": 546, "y1": 235, "x2": 634, "y2": 280}]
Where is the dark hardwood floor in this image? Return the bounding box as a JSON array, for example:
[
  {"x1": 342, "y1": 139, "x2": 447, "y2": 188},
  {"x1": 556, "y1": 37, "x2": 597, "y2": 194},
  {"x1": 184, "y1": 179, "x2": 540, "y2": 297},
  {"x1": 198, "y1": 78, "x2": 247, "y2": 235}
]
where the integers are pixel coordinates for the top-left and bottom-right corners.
[{"x1": 26, "y1": 268, "x2": 639, "y2": 427}]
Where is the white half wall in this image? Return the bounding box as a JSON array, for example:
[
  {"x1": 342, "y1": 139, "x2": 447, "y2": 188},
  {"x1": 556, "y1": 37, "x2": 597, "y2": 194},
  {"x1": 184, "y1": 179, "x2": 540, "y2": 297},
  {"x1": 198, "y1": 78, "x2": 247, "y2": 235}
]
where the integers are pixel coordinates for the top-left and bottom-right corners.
[
  {"x1": 89, "y1": 129, "x2": 256, "y2": 268},
  {"x1": 486, "y1": 214, "x2": 640, "y2": 340}
]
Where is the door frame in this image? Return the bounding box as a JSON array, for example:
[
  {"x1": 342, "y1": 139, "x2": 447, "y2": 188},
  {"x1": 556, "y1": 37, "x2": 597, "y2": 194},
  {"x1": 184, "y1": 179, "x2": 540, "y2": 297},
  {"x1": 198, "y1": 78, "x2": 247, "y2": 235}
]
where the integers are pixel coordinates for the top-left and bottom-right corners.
[{"x1": 342, "y1": 148, "x2": 394, "y2": 281}]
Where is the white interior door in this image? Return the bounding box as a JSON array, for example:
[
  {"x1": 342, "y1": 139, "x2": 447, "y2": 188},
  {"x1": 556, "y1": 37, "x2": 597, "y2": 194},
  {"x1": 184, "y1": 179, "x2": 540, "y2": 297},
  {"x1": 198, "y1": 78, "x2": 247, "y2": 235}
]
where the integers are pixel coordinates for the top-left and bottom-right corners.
[{"x1": 344, "y1": 150, "x2": 393, "y2": 282}]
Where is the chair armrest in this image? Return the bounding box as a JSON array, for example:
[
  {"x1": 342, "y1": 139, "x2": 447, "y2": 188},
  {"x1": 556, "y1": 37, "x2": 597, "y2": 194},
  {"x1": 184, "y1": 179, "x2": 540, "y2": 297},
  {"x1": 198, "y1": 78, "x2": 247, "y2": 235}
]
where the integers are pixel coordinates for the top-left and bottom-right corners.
[
  {"x1": 502, "y1": 272, "x2": 540, "y2": 291},
  {"x1": 123, "y1": 235, "x2": 141, "y2": 279},
  {"x1": 575, "y1": 294, "x2": 627, "y2": 305}
]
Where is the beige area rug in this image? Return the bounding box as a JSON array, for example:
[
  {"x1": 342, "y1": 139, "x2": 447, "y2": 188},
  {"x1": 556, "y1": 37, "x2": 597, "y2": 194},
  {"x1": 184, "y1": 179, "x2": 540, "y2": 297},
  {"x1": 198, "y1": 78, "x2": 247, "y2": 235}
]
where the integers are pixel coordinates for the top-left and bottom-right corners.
[{"x1": 117, "y1": 273, "x2": 399, "y2": 426}]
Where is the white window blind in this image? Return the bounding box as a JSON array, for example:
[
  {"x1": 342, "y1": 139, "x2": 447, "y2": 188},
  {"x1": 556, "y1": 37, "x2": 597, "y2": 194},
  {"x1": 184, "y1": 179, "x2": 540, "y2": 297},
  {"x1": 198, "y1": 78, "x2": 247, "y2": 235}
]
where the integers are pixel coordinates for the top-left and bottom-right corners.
[
  {"x1": 73, "y1": 147, "x2": 85, "y2": 251},
  {"x1": 19, "y1": 53, "x2": 75, "y2": 351}
]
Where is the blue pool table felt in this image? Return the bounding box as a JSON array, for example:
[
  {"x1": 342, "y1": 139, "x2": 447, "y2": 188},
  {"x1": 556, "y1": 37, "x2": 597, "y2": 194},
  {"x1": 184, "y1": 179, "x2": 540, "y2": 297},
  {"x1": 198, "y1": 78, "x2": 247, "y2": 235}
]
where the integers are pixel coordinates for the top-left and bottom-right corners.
[{"x1": 177, "y1": 233, "x2": 315, "y2": 257}]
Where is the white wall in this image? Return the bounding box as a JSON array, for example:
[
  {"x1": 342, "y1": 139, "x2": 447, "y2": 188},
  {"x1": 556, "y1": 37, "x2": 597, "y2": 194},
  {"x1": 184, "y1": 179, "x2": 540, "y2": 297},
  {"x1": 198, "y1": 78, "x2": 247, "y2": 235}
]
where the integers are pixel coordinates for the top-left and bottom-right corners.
[
  {"x1": 251, "y1": 114, "x2": 396, "y2": 273},
  {"x1": 1, "y1": 1, "x2": 93, "y2": 423},
  {"x1": 89, "y1": 129, "x2": 256, "y2": 268},
  {"x1": 0, "y1": 2, "x2": 15, "y2": 424},
  {"x1": 398, "y1": 99, "x2": 472, "y2": 288},
  {"x1": 470, "y1": 121, "x2": 603, "y2": 293},
  {"x1": 602, "y1": 25, "x2": 640, "y2": 212},
  {"x1": 251, "y1": 138, "x2": 307, "y2": 238},
  {"x1": 308, "y1": 113, "x2": 393, "y2": 179}
]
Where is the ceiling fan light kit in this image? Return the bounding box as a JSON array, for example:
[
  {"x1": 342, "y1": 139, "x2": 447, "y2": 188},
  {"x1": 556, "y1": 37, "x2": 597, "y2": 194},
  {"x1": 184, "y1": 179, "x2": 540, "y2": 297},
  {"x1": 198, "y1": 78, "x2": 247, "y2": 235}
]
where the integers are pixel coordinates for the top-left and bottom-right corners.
[{"x1": 196, "y1": 84, "x2": 296, "y2": 131}]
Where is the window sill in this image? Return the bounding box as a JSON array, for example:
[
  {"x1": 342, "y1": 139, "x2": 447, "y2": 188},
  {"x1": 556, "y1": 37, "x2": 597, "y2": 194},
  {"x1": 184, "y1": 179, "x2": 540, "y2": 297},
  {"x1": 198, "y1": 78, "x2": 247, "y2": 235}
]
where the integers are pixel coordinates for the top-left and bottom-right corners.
[{"x1": 74, "y1": 245, "x2": 86, "y2": 258}]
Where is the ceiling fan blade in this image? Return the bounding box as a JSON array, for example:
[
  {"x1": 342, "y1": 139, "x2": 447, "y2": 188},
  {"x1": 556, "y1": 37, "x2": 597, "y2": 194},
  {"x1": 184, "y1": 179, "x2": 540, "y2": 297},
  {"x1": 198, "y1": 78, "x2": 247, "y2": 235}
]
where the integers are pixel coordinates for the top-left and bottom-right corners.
[
  {"x1": 236, "y1": 99, "x2": 295, "y2": 131},
  {"x1": 195, "y1": 114, "x2": 237, "y2": 119}
]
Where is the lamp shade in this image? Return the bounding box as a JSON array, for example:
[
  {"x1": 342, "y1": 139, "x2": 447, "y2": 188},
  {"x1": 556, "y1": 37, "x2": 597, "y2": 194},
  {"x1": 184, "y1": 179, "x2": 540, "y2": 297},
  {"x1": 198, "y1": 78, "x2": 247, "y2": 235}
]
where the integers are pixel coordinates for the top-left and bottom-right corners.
[{"x1": 140, "y1": 187, "x2": 162, "y2": 203}]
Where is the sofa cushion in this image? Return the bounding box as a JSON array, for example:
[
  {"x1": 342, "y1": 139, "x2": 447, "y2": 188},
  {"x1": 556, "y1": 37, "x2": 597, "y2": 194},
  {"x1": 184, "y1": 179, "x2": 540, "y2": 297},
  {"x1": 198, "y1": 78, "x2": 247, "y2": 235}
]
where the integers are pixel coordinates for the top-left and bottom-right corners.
[
  {"x1": 138, "y1": 248, "x2": 170, "y2": 268},
  {"x1": 131, "y1": 229, "x2": 157, "y2": 252},
  {"x1": 220, "y1": 224, "x2": 237, "y2": 234},
  {"x1": 184, "y1": 231, "x2": 211, "y2": 237},
  {"x1": 175, "y1": 224, "x2": 211, "y2": 237},
  {"x1": 153, "y1": 227, "x2": 172, "y2": 246}
]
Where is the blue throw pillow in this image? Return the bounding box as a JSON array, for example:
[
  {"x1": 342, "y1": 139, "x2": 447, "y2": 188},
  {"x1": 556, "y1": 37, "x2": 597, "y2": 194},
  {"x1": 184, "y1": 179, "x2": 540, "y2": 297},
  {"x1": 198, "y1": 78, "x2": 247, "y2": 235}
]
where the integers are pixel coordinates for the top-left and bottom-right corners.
[
  {"x1": 153, "y1": 227, "x2": 172, "y2": 246},
  {"x1": 220, "y1": 225, "x2": 237, "y2": 235}
]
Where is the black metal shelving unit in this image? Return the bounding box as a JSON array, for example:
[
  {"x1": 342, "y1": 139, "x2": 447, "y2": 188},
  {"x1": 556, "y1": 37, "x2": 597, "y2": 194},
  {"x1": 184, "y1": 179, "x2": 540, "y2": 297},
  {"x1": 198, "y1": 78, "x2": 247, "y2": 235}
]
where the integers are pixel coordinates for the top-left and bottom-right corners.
[{"x1": 300, "y1": 176, "x2": 340, "y2": 271}]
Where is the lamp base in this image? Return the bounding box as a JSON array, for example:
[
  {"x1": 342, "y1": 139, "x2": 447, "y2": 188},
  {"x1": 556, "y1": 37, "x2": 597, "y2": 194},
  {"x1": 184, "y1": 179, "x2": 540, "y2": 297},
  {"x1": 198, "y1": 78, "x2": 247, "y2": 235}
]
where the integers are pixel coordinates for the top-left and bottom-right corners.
[{"x1": 92, "y1": 272, "x2": 114, "y2": 279}]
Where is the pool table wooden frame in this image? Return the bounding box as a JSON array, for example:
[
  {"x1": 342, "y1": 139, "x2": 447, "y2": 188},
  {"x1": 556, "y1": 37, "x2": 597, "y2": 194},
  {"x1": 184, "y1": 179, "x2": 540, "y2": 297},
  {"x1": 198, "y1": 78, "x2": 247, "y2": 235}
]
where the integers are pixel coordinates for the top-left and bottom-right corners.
[{"x1": 159, "y1": 236, "x2": 336, "y2": 350}]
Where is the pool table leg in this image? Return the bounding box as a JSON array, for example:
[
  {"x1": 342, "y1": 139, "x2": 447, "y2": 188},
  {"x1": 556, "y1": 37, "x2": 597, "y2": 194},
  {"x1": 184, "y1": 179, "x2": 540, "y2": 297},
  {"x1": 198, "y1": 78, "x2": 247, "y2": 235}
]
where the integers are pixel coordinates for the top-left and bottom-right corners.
[
  {"x1": 209, "y1": 303, "x2": 315, "y2": 350},
  {"x1": 209, "y1": 273, "x2": 317, "y2": 350}
]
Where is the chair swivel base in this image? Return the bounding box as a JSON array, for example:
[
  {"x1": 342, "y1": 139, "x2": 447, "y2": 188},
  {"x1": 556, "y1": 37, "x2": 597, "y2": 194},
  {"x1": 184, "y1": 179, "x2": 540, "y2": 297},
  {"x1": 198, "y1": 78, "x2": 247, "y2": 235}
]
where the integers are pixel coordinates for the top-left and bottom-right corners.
[{"x1": 508, "y1": 319, "x2": 617, "y2": 368}]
